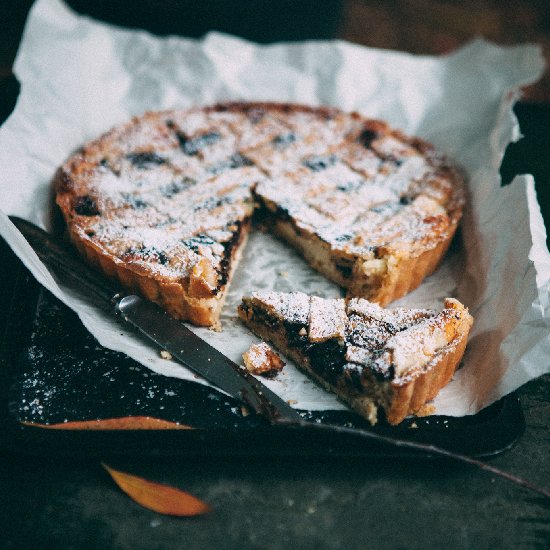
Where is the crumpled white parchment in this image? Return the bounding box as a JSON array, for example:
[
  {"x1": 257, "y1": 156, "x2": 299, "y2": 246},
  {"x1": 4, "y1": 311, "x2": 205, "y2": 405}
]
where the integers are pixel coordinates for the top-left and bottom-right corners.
[{"x1": 0, "y1": 0, "x2": 548, "y2": 414}]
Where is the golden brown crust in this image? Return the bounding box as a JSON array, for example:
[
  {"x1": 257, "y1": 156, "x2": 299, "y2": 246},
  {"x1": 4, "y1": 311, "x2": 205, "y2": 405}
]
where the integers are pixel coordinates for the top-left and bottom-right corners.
[
  {"x1": 56, "y1": 102, "x2": 465, "y2": 326},
  {"x1": 354, "y1": 223, "x2": 458, "y2": 306},
  {"x1": 384, "y1": 318, "x2": 470, "y2": 424},
  {"x1": 62, "y1": 208, "x2": 251, "y2": 327}
]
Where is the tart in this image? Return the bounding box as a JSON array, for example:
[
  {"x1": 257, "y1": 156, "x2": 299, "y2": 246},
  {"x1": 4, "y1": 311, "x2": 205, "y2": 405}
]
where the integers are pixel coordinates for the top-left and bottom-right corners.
[
  {"x1": 238, "y1": 291, "x2": 473, "y2": 425},
  {"x1": 55, "y1": 103, "x2": 466, "y2": 326}
]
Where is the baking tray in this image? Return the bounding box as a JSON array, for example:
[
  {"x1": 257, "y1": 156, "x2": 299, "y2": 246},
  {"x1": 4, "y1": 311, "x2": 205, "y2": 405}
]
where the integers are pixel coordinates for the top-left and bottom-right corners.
[{"x1": 0, "y1": 236, "x2": 525, "y2": 458}]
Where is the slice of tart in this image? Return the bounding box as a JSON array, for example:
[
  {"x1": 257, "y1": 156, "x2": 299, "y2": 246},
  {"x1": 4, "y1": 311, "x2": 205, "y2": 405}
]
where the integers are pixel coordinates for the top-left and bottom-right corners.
[
  {"x1": 55, "y1": 102, "x2": 466, "y2": 327},
  {"x1": 55, "y1": 108, "x2": 264, "y2": 327},
  {"x1": 238, "y1": 291, "x2": 473, "y2": 425}
]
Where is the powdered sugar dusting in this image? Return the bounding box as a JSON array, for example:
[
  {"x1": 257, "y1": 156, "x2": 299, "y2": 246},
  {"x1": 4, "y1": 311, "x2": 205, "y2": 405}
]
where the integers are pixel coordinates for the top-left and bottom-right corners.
[
  {"x1": 308, "y1": 296, "x2": 347, "y2": 342},
  {"x1": 59, "y1": 103, "x2": 463, "y2": 293},
  {"x1": 386, "y1": 317, "x2": 450, "y2": 377},
  {"x1": 246, "y1": 291, "x2": 467, "y2": 380},
  {"x1": 346, "y1": 297, "x2": 435, "y2": 330},
  {"x1": 250, "y1": 290, "x2": 311, "y2": 325}
]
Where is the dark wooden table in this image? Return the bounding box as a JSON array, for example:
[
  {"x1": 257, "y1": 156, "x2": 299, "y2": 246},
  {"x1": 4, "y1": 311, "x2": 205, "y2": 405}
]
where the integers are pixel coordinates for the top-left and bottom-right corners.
[{"x1": 1, "y1": 3, "x2": 549, "y2": 549}]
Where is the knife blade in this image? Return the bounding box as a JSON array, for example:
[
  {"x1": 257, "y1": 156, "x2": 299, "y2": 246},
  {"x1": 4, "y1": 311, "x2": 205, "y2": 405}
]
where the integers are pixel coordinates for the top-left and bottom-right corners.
[{"x1": 9, "y1": 216, "x2": 304, "y2": 424}]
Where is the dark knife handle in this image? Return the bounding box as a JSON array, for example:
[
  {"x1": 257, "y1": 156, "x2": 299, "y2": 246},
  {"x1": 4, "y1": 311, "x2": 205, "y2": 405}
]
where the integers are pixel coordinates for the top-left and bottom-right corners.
[{"x1": 9, "y1": 216, "x2": 120, "y2": 307}]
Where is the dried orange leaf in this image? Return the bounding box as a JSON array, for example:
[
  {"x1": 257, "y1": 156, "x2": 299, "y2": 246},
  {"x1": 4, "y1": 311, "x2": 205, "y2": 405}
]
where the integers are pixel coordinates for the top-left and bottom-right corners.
[
  {"x1": 102, "y1": 463, "x2": 212, "y2": 517},
  {"x1": 21, "y1": 416, "x2": 194, "y2": 430}
]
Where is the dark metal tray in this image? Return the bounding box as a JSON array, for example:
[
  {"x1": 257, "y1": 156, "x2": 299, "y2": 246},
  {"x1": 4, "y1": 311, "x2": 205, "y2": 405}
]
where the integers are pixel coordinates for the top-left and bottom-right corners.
[{"x1": 0, "y1": 237, "x2": 525, "y2": 458}]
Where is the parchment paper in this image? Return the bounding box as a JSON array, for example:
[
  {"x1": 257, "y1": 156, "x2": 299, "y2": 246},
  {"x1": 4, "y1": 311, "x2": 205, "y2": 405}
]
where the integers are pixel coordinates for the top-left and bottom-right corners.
[{"x1": 1, "y1": 0, "x2": 548, "y2": 415}]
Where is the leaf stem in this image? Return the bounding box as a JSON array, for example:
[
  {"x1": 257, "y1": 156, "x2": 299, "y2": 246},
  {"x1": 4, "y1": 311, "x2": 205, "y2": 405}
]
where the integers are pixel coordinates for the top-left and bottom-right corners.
[{"x1": 279, "y1": 418, "x2": 550, "y2": 500}]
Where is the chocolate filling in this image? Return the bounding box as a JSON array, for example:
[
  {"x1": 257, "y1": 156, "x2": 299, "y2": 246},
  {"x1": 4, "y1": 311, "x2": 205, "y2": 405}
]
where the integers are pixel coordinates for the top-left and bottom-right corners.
[
  {"x1": 357, "y1": 128, "x2": 379, "y2": 148},
  {"x1": 245, "y1": 304, "x2": 346, "y2": 386},
  {"x1": 122, "y1": 245, "x2": 169, "y2": 265},
  {"x1": 243, "y1": 301, "x2": 396, "y2": 386},
  {"x1": 160, "y1": 177, "x2": 196, "y2": 198},
  {"x1": 217, "y1": 219, "x2": 247, "y2": 291},
  {"x1": 176, "y1": 131, "x2": 221, "y2": 156},
  {"x1": 126, "y1": 152, "x2": 166, "y2": 169},
  {"x1": 335, "y1": 260, "x2": 353, "y2": 279},
  {"x1": 121, "y1": 193, "x2": 148, "y2": 210},
  {"x1": 336, "y1": 180, "x2": 363, "y2": 193},
  {"x1": 73, "y1": 195, "x2": 100, "y2": 216},
  {"x1": 208, "y1": 153, "x2": 254, "y2": 175},
  {"x1": 193, "y1": 196, "x2": 232, "y2": 212},
  {"x1": 302, "y1": 154, "x2": 337, "y2": 172},
  {"x1": 271, "y1": 133, "x2": 296, "y2": 148},
  {"x1": 182, "y1": 234, "x2": 217, "y2": 253}
]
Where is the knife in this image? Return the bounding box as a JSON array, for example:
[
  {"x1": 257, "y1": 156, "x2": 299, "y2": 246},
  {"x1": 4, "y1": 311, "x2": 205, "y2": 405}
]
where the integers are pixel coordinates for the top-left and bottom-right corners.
[{"x1": 9, "y1": 216, "x2": 304, "y2": 425}]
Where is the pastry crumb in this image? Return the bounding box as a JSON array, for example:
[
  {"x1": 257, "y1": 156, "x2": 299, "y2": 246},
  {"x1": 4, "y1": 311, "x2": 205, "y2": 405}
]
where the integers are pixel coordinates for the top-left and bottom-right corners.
[
  {"x1": 243, "y1": 342, "x2": 285, "y2": 377},
  {"x1": 160, "y1": 350, "x2": 172, "y2": 360},
  {"x1": 415, "y1": 403, "x2": 436, "y2": 417},
  {"x1": 365, "y1": 401, "x2": 378, "y2": 426},
  {"x1": 409, "y1": 421, "x2": 418, "y2": 429},
  {"x1": 208, "y1": 320, "x2": 223, "y2": 332}
]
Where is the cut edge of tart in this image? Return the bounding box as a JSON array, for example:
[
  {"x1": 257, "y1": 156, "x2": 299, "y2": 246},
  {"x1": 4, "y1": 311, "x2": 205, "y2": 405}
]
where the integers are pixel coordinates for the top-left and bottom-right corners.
[
  {"x1": 238, "y1": 291, "x2": 473, "y2": 425},
  {"x1": 259, "y1": 202, "x2": 462, "y2": 308}
]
